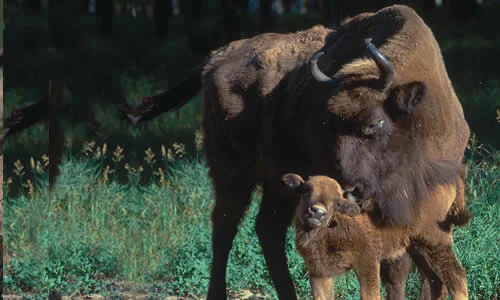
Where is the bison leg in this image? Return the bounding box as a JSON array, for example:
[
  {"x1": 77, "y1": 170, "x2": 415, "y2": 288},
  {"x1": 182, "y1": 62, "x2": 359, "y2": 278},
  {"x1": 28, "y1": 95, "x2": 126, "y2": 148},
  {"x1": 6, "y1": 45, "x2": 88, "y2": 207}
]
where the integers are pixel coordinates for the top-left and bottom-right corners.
[
  {"x1": 255, "y1": 184, "x2": 297, "y2": 299},
  {"x1": 418, "y1": 267, "x2": 448, "y2": 300},
  {"x1": 409, "y1": 241, "x2": 468, "y2": 300},
  {"x1": 207, "y1": 165, "x2": 256, "y2": 299},
  {"x1": 409, "y1": 245, "x2": 450, "y2": 300},
  {"x1": 380, "y1": 254, "x2": 411, "y2": 300},
  {"x1": 381, "y1": 253, "x2": 448, "y2": 300},
  {"x1": 309, "y1": 276, "x2": 333, "y2": 300}
]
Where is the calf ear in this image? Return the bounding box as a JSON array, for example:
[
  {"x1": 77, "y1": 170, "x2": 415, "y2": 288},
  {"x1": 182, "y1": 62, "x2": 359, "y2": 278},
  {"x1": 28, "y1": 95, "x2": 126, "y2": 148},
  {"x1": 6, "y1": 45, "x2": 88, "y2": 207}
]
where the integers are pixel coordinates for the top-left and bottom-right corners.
[
  {"x1": 282, "y1": 173, "x2": 305, "y2": 190},
  {"x1": 388, "y1": 81, "x2": 427, "y2": 115},
  {"x1": 334, "y1": 197, "x2": 361, "y2": 216}
]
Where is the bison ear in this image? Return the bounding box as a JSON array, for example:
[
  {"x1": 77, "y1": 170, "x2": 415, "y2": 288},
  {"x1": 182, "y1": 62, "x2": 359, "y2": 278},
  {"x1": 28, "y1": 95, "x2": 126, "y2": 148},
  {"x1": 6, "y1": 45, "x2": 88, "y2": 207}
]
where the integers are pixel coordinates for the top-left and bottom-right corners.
[
  {"x1": 282, "y1": 173, "x2": 305, "y2": 190},
  {"x1": 389, "y1": 81, "x2": 427, "y2": 115},
  {"x1": 334, "y1": 197, "x2": 361, "y2": 217}
]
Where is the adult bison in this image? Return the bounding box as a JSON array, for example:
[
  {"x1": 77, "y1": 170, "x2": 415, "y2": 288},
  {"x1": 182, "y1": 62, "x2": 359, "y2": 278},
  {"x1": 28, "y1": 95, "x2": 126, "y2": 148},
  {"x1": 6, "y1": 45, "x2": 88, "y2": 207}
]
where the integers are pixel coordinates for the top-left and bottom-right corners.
[{"x1": 127, "y1": 4, "x2": 470, "y2": 299}]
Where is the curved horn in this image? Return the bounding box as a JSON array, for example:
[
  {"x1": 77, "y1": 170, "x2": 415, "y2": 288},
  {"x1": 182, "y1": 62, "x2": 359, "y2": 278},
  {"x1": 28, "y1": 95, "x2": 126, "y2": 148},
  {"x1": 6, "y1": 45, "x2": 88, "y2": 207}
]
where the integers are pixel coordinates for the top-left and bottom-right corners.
[
  {"x1": 309, "y1": 50, "x2": 338, "y2": 87},
  {"x1": 364, "y1": 38, "x2": 394, "y2": 91}
]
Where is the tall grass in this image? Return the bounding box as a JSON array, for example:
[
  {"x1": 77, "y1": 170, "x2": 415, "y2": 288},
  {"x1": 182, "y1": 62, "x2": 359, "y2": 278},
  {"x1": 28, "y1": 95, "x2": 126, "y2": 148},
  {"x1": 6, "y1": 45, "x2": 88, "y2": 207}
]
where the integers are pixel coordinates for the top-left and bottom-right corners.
[{"x1": 3, "y1": 142, "x2": 499, "y2": 299}]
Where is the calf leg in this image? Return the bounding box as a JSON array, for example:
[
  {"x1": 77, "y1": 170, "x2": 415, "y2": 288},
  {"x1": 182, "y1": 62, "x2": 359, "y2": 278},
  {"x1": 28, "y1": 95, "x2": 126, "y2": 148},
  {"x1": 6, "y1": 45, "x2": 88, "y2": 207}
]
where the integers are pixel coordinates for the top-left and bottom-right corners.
[
  {"x1": 309, "y1": 276, "x2": 333, "y2": 300},
  {"x1": 355, "y1": 262, "x2": 381, "y2": 300},
  {"x1": 206, "y1": 165, "x2": 256, "y2": 299},
  {"x1": 255, "y1": 184, "x2": 298, "y2": 299},
  {"x1": 409, "y1": 241, "x2": 468, "y2": 300},
  {"x1": 380, "y1": 254, "x2": 411, "y2": 300}
]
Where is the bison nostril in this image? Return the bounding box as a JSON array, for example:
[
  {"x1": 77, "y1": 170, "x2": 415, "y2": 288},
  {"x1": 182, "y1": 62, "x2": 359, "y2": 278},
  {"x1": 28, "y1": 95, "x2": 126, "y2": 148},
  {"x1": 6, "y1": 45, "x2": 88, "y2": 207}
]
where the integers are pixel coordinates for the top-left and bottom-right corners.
[{"x1": 309, "y1": 206, "x2": 326, "y2": 218}]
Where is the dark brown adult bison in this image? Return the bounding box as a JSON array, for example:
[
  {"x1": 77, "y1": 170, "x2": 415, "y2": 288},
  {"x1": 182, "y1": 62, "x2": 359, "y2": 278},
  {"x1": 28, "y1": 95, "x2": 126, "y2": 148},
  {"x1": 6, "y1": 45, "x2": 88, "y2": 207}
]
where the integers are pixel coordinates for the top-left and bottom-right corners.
[{"x1": 126, "y1": 4, "x2": 470, "y2": 299}]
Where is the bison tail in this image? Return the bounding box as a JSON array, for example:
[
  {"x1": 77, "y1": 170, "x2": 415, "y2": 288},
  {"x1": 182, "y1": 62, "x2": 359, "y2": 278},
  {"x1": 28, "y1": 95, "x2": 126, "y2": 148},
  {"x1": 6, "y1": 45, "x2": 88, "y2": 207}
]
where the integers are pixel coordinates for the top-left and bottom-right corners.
[
  {"x1": 126, "y1": 64, "x2": 203, "y2": 125},
  {"x1": 151, "y1": 64, "x2": 203, "y2": 114}
]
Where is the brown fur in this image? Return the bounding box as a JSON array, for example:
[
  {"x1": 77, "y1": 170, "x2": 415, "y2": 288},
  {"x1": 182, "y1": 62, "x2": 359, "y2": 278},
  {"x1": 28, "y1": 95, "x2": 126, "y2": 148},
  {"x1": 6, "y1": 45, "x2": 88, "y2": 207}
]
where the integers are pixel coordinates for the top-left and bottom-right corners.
[
  {"x1": 196, "y1": 5, "x2": 472, "y2": 299},
  {"x1": 283, "y1": 173, "x2": 469, "y2": 300}
]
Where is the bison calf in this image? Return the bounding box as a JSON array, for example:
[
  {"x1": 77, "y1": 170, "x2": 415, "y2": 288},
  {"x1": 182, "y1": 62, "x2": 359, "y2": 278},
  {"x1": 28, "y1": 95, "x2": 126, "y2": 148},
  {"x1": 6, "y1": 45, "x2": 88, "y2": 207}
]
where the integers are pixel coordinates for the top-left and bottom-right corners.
[{"x1": 282, "y1": 173, "x2": 469, "y2": 300}]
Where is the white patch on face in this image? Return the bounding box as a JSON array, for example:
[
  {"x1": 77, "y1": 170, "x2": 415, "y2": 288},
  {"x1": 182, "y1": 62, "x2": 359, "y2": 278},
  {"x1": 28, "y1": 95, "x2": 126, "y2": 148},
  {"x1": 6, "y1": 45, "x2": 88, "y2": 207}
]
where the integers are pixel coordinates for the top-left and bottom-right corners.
[{"x1": 346, "y1": 192, "x2": 358, "y2": 202}]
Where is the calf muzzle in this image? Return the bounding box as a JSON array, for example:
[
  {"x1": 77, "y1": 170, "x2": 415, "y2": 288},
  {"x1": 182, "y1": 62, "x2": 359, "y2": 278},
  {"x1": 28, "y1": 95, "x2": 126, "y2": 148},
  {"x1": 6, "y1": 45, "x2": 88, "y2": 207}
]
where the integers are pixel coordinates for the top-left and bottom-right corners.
[{"x1": 307, "y1": 205, "x2": 327, "y2": 227}]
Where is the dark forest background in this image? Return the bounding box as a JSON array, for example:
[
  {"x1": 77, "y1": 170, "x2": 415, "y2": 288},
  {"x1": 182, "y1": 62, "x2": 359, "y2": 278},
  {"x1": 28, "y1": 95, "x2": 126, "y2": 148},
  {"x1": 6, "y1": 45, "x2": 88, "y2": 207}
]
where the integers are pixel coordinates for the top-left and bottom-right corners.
[{"x1": 3, "y1": 0, "x2": 499, "y2": 176}]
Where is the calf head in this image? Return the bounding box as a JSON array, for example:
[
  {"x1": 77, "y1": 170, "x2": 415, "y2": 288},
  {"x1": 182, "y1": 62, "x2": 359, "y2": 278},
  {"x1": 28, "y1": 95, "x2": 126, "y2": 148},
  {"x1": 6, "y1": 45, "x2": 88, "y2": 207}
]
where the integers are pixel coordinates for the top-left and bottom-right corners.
[{"x1": 282, "y1": 173, "x2": 361, "y2": 230}]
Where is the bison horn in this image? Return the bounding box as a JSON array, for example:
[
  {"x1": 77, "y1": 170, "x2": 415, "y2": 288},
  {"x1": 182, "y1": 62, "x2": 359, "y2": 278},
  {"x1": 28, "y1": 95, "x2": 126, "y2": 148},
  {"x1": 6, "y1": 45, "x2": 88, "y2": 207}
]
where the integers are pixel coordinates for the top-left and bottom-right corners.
[
  {"x1": 364, "y1": 38, "x2": 394, "y2": 91},
  {"x1": 309, "y1": 50, "x2": 338, "y2": 87}
]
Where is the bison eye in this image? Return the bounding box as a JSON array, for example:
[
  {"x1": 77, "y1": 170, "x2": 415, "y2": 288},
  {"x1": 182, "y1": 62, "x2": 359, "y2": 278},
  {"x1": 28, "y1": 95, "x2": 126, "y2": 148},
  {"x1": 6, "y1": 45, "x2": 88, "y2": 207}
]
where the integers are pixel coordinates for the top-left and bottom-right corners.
[{"x1": 362, "y1": 119, "x2": 384, "y2": 136}]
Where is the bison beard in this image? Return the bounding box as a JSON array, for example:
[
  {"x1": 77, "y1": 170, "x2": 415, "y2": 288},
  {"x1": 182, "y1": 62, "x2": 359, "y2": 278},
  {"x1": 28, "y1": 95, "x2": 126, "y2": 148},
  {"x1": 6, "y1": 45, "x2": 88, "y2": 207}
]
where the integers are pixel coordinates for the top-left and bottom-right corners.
[{"x1": 126, "y1": 4, "x2": 470, "y2": 299}]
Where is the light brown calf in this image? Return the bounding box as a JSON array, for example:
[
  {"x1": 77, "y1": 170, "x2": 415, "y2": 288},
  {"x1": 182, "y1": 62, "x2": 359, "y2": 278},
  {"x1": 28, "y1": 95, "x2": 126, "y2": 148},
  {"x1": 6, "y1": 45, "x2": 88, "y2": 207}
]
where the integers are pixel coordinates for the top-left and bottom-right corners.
[{"x1": 282, "y1": 173, "x2": 469, "y2": 300}]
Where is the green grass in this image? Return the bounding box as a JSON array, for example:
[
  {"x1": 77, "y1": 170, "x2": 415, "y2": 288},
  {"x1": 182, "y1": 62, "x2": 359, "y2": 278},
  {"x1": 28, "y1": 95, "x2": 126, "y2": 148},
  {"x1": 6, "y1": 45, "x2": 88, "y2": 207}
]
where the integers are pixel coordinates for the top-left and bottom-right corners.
[{"x1": 3, "y1": 143, "x2": 499, "y2": 299}]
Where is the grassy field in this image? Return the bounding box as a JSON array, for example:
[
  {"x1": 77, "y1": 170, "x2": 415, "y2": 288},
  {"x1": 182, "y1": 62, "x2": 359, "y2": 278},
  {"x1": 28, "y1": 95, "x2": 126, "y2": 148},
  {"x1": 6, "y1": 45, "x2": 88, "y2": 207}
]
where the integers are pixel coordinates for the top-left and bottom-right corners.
[
  {"x1": 2, "y1": 140, "x2": 499, "y2": 299},
  {"x1": 3, "y1": 2, "x2": 500, "y2": 299}
]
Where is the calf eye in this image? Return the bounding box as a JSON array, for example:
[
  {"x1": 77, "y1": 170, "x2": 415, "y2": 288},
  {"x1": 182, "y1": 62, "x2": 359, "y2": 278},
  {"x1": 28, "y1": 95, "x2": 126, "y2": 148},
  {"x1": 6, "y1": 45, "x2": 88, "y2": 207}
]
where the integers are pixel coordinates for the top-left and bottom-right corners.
[
  {"x1": 362, "y1": 119, "x2": 384, "y2": 136},
  {"x1": 301, "y1": 186, "x2": 312, "y2": 199}
]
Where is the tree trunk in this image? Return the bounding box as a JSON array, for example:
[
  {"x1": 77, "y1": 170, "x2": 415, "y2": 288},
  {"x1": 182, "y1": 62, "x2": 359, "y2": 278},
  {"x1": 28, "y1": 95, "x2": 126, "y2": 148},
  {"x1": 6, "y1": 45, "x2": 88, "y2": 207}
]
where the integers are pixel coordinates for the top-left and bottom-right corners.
[
  {"x1": 260, "y1": 0, "x2": 273, "y2": 33},
  {"x1": 97, "y1": 0, "x2": 113, "y2": 36},
  {"x1": 222, "y1": 0, "x2": 241, "y2": 42},
  {"x1": 48, "y1": 0, "x2": 66, "y2": 48},
  {"x1": 421, "y1": 0, "x2": 438, "y2": 12},
  {"x1": 47, "y1": 79, "x2": 64, "y2": 192},
  {"x1": 154, "y1": 0, "x2": 172, "y2": 39},
  {"x1": 183, "y1": 0, "x2": 204, "y2": 54},
  {"x1": 24, "y1": 0, "x2": 41, "y2": 15},
  {"x1": 450, "y1": 0, "x2": 480, "y2": 20},
  {"x1": 80, "y1": 0, "x2": 90, "y2": 14},
  {"x1": 320, "y1": 0, "x2": 336, "y2": 28}
]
